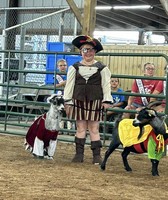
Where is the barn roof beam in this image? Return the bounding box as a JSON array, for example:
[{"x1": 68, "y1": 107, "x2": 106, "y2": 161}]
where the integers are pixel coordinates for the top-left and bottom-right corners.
[
  {"x1": 160, "y1": 0, "x2": 168, "y2": 15},
  {"x1": 66, "y1": 0, "x2": 97, "y2": 36}
]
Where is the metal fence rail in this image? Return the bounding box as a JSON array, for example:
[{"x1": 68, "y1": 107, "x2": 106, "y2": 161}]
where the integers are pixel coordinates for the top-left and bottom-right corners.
[{"x1": 0, "y1": 50, "x2": 168, "y2": 147}]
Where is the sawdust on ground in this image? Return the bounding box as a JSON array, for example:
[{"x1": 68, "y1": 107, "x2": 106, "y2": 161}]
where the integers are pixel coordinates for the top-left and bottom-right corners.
[{"x1": 0, "y1": 134, "x2": 168, "y2": 200}]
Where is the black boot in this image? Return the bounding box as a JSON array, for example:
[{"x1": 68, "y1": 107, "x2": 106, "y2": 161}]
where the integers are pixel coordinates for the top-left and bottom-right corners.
[
  {"x1": 91, "y1": 140, "x2": 102, "y2": 165},
  {"x1": 72, "y1": 137, "x2": 86, "y2": 163},
  {"x1": 151, "y1": 159, "x2": 159, "y2": 176}
]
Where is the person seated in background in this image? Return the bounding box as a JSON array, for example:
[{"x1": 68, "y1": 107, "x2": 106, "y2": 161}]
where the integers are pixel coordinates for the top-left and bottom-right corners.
[
  {"x1": 55, "y1": 59, "x2": 72, "y2": 131},
  {"x1": 104, "y1": 77, "x2": 125, "y2": 135},
  {"x1": 107, "y1": 77, "x2": 126, "y2": 121},
  {"x1": 55, "y1": 59, "x2": 67, "y2": 89},
  {"x1": 123, "y1": 62, "x2": 160, "y2": 118},
  {"x1": 150, "y1": 65, "x2": 167, "y2": 113}
]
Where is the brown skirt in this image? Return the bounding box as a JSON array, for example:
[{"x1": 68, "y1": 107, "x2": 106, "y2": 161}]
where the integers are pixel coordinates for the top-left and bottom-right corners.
[{"x1": 69, "y1": 99, "x2": 103, "y2": 121}]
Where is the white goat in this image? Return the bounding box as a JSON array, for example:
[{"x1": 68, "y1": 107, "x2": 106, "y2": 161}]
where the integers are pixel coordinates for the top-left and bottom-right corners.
[{"x1": 25, "y1": 94, "x2": 64, "y2": 159}]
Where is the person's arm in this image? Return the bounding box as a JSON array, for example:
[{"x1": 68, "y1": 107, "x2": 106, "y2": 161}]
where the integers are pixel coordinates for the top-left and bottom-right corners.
[
  {"x1": 150, "y1": 81, "x2": 163, "y2": 102},
  {"x1": 101, "y1": 67, "x2": 113, "y2": 103},
  {"x1": 150, "y1": 89, "x2": 161, "y2": 102},
  {"x1": 63, "y1": 66, "x2": 76, "y2": 105},
  {"x1": 113, "y1": 102, "x2": 124, "y2": 108},
  {"x1": 55, "y1": 74, "x2": 66, "y2": 87},
  {"x1": 127, "y1": 95, "x2": 135, "y2": 107},
  {"x1": 101, "y1": 67, "x2": 113, "y2": 109},
  {"x1": 126, "y1": 80, "x2": 137, "y2": 107},
  {"x1": 56, "y1": 81, "x2": 66, "y2": 87}
]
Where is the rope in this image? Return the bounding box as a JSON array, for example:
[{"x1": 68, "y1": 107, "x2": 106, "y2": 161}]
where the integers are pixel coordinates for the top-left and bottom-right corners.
[{"x1": 156, "y1": 134, "x2": 165, "y2": 152}]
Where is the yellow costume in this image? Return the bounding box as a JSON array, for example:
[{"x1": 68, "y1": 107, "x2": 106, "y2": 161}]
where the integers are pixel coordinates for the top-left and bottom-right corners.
[{"x1": 118, "y1": 119, "x2": 153, "y2": 148}]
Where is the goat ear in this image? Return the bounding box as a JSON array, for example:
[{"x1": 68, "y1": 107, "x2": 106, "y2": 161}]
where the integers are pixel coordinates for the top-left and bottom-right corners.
[{"x1": 47, "y1": 94, "x2": 56, "y2": 103}]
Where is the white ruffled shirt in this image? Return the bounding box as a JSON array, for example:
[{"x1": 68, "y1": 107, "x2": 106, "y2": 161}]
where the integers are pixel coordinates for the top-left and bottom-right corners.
[{"x1": 63, "y1": 63, "x2": 113, "y2": 104}]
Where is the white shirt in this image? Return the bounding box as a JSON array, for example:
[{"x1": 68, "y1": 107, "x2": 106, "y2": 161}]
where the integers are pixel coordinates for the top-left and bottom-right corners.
[{"x1": 63, "y1": 62, "x2": 113, "y2": 104}]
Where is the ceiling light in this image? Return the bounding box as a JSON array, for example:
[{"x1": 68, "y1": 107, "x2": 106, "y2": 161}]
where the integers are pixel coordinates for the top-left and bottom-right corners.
[
  {"x1": 113, "y1": 5, "x2": 151, "y2": 10},
  {"x1": 95, "y1": 6, "x2": 112, "y2": 10}
]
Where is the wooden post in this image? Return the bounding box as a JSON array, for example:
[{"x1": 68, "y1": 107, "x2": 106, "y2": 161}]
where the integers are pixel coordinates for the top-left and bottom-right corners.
[
  {"x1": 66, "y1": 0, "x2": 97, "y2": 37},
  {"x1": 160, "y1": 0, "x2": 168, "y2": 15},
  {"x1": 82, "y1": 0, "x2": 97, "y2": 36},
  {"x1": 138, "y1": 30, "x2": 145, "y2": 45}
]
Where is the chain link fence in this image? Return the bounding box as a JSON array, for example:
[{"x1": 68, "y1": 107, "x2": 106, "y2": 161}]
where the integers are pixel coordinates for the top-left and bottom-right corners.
[{"x1": 0, "y1": 7, "x2": 81, "y2": 88}]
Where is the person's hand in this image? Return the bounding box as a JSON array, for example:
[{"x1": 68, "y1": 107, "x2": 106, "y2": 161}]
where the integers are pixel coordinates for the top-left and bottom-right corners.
[
  {"x1": 102, "y1": 103, "x2": 111, "y2": 111},
  {"x1": 125, "y1": 105, "x2": 134, "y2": 110}
]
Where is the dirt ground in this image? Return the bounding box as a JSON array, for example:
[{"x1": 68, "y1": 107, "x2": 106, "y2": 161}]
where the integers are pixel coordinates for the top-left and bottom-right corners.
[{"x1": 0, "y1": 134, "x2": 168, "y2": 200}]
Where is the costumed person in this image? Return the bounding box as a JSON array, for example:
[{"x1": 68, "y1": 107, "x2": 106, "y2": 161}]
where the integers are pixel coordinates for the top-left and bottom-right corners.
[{"x1": 63, "y1": 35, "x2": 113, "y2": 165}]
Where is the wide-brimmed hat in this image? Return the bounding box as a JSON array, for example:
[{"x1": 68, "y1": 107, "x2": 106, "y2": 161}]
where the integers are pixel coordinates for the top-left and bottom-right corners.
[{"x1": 72, "y1": 35, "x2": 103, "y2": 53}]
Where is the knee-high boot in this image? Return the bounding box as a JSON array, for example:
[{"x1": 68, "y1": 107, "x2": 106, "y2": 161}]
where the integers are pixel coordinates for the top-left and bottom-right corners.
[
  {"x1": 91, "y1": 140, "x2": 102, "y2": 165},
  {"x1": 72, "y1": 137, "x2": 86, "y2": 163}
]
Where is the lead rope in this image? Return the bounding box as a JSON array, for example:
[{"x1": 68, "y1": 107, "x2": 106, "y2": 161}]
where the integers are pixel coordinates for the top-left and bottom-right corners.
[
  {"x1": 156, "y1": 134, "x2": 164, "y2": 152},
  {"x1": 155, "y1": 114, "x2": 167, "y2": 152}
]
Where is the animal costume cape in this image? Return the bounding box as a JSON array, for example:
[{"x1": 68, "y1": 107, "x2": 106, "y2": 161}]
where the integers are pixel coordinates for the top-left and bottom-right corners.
[
  {"x1": 26, "y1": 113, "x2": 59, "y2": 149},
  {"x1": 118, "y1": 119, "x2": 152, "y2": 147},
  {"x1": 118, "y1": 119, "x2": 167, "y2": 160}
]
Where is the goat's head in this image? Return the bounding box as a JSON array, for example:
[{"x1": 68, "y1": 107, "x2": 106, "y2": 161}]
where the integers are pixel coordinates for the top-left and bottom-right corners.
[
  {"x1": 133, "y1": 108, "x2": 167, "y2": 137},
  {"x1": 133, "y1": 108, "x2": 157, "y2": 127},
  {"x1": 47, "y1": 94, "x2": 64, "y2": 114}
]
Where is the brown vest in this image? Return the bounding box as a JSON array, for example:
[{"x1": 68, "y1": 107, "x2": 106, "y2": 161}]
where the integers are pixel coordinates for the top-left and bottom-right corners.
[{"x1": 72, "y1": 61, "x2": 105, "y2": 101}]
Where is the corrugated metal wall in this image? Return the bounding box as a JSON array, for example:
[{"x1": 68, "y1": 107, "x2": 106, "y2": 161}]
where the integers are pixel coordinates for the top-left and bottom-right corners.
[{"x1": 97, "y1": 45, "x2": 168, "y2": 90}]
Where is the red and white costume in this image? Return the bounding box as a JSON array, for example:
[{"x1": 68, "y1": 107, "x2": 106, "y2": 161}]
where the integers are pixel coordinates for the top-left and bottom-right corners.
[
  {"x1": 25, "y1": 94, "x2": 64, "y2": 159},
  {"x1": 26, "y1": 113, "x2": 59, "y2": 158}
]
